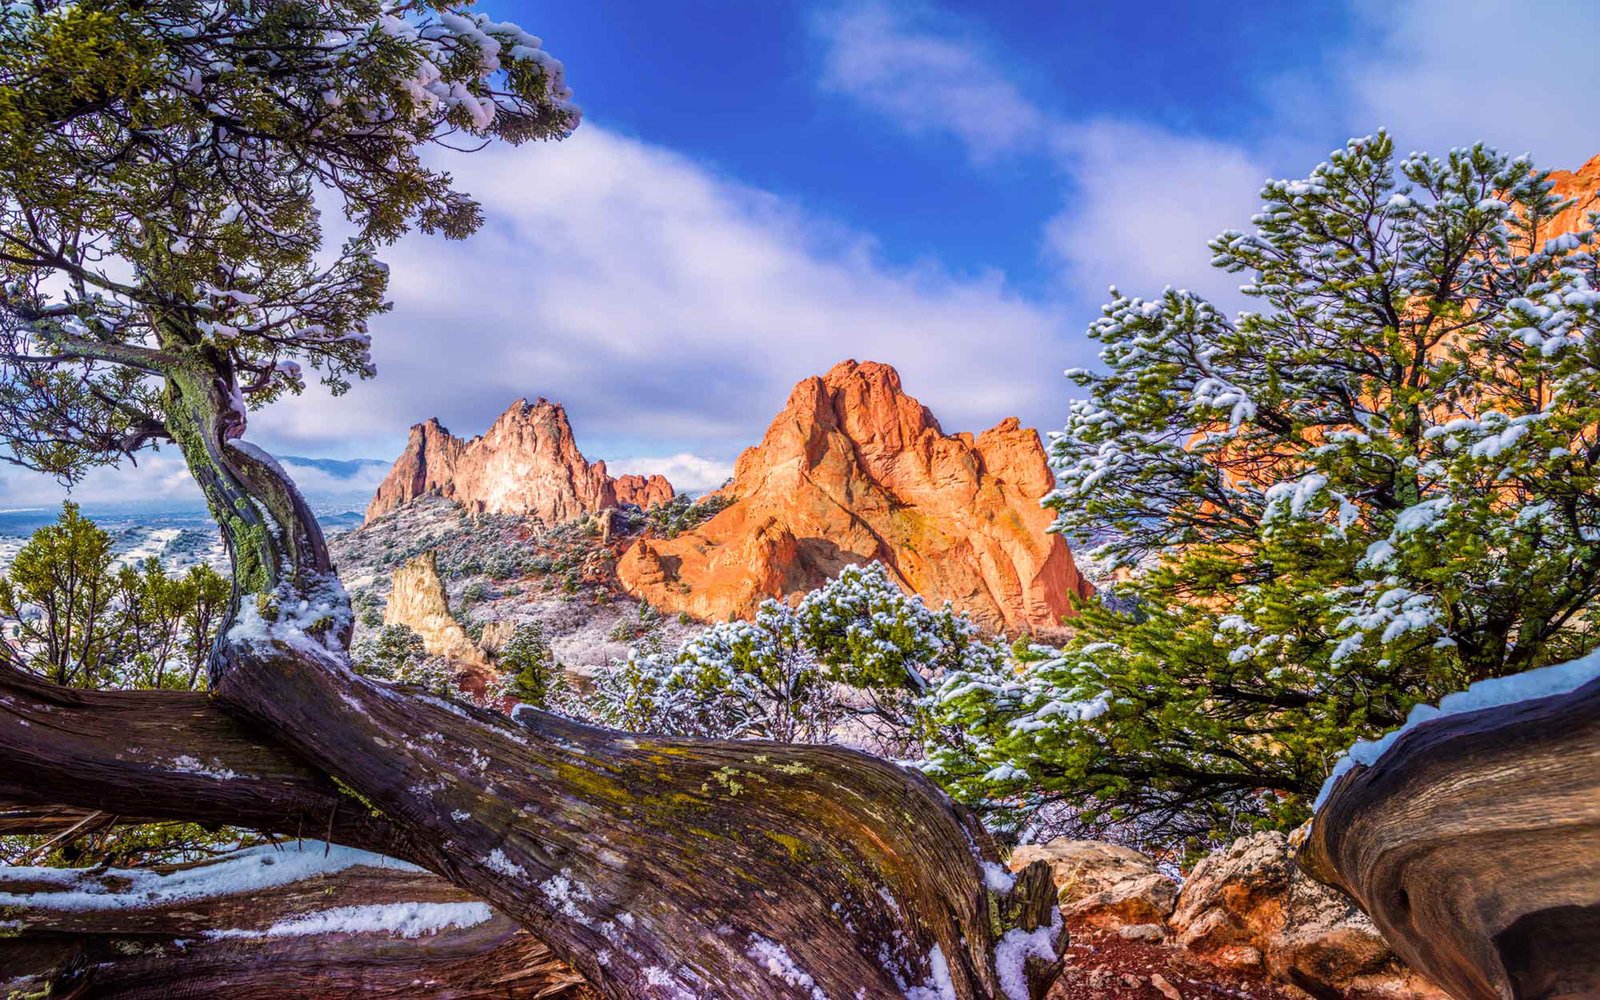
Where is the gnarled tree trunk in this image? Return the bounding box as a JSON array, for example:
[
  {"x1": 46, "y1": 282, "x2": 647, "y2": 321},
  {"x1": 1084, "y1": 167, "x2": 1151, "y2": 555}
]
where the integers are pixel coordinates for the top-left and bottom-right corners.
[{"x1": 1299, "y1": 676, "x2": 1600, "y2": 1000}]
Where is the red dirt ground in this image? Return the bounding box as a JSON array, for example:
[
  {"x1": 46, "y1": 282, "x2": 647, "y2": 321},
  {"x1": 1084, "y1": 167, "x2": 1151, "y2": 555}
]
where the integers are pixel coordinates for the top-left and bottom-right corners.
[{"x1": 1048, "y1": 920, "x2": 1300, "y2": 1000}]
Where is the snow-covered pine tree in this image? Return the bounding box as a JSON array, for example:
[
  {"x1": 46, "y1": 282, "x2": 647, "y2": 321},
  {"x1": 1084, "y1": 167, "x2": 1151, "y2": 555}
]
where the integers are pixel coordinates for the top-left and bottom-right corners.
[{"x1": 929, "y1": 134, "x2": 1600, "y2": 849}]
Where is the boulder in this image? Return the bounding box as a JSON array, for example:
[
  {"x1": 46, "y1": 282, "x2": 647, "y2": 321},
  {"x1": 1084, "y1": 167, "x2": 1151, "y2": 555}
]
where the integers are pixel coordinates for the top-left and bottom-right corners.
[
  {"x1": 1008, "y1": 838, "x2": 1176, "y2": 929},
  {"x1": 365, "y1": 398, "x2": 674, "y2": 524},
  {"x1": 617, "y1": 360, "x2": 1093, "y2": 631},
  {"x1": 1170, "y1": 832, "x2": 1446, "y2": 999}
]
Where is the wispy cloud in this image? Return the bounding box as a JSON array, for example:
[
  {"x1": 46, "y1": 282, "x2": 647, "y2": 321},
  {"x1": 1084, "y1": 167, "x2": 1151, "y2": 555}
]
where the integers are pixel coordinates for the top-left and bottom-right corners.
[
  {"x1": 263, "y1": 125, "x2": 1075, "y2": 463},
  {"x1": 811, "y1": 2, "x2": 1048, "y2": 161},
  {"x1": 810, "y1": 0, "x2": 1599, "y2": 319},
  {"x1": 1045, "y1": 121, "x2": 1267, "y2": 307},
  {"x1": 1334, "y1": 0, "x2": 1600, "y2": 167},
  {"x1": 0, "y1": 452, "x2": 384, "y2": 511}
]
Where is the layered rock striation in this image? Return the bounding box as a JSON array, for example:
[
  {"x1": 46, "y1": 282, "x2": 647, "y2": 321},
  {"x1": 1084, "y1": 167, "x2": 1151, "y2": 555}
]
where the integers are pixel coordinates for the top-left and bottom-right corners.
[
  {"x1": 617, "y1": 360, "x2": 1091, "y2": 632},
  {"x1": 365, "y1": 399, "x2": 674, "y2": 524}
]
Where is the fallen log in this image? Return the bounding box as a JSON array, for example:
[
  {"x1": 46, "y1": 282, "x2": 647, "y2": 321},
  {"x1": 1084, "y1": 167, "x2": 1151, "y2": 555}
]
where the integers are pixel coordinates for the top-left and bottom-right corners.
[
  {"x1": 0, "y1": 843, "x2": 593, "y2": 999},
  {"x1": 0, "y1": 660, "x2": 418, "y2": 862},
  {"x1": 210, "y1": 628, "x2": 1066, "y2": 998},
  {"x1": 2, "y1": 641, "x2": 1066, "y2": 997},
  {"x1": 1299, "y1": 662, "x2": 1600, "y2": 1000}
]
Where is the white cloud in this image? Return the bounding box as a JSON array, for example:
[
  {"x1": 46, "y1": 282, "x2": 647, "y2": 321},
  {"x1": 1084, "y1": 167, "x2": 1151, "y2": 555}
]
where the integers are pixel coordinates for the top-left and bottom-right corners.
[
  {"x1": 1045, "y1": 121, "x2": 1267, "y2": 308},
  {"x1": 811, "y1": 1, "x2": 1048, "y2": 161},
  {"x1": 0, "y1": 451, "x2": 200, "y2": 510},
  {"x1": 607, "y1": 452, "x2": 735, "y2": 494},
  {"x1": 1337, "y1": 0, "x2": 1600, "y2": 170},
  {"x1": 262, "y1": 125, "x2": 1075, "y2": 462},
  {"x1": 0, "y1": 452, "x2": 388, "y2": 513}
]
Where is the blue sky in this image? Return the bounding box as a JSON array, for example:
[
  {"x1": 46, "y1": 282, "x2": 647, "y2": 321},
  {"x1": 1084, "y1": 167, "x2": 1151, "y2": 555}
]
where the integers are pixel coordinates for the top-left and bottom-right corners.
[{"x1": 7, "y1": 0, "x2": 1600, "y2": 508}]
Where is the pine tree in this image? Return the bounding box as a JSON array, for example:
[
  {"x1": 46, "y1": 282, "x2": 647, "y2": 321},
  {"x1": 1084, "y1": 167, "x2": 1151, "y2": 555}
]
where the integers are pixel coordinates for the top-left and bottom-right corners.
[
  {"x1": 0, "y1": 501, "x2": 119, "y2": 685},
  {"x1": 929, "y1": 135, "x2": 1600, "y2": 849}
]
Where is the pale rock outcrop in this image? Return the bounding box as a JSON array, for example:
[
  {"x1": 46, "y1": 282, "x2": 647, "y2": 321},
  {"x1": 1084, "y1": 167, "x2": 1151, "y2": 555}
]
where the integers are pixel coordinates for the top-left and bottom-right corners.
[
  {"x1": 1169, "y1": 832, "x2": 1447, "y2": 999},
  {"x1": 384, "y1": 551, "x2": 495, "y2": 683},
  {"x1": 1008, "y1": 839, "x2": 1176, "y2": 930},
  {"x1": 365, "y1": 399, "x2": 674, "y2": 524},
  {"x1": 617, "y1": 360, "x2": 1091, "y2": 631}
]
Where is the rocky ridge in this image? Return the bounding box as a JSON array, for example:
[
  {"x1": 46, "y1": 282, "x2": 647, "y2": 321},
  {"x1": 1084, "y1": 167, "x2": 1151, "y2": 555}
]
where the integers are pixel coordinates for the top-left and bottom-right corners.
[
  {"x1": 333, "y1": 495, "x2": 702, "y2": 681},
  {"x1": 364, "y1": 399, "x2": 673, "y2": 524},
  {"x1": 618, "y1": 360, "x2": 1091, "y2": 631}
]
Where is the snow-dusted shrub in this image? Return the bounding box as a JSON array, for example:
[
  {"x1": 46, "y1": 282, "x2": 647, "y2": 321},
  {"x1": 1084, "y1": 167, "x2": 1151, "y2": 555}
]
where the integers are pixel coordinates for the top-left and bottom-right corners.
[
  {"x1": 351, "y1": 623, "x2": 455, "y2": 697},
  {"x1": 588, "y1": 563, "x2": 1003, "y2": 753}
]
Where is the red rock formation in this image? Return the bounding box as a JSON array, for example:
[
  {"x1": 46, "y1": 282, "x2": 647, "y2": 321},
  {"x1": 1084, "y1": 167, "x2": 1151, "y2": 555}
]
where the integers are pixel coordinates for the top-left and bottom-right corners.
[
  {"x1": 365, "y1": 399, "x2": 674, "y2": 523},
  {"x1": 1543, "y1": 152, "x2": 1600, "y2": 239},
  {"x1": 617, "y1": 360, "x2": 1091, "y2": 632},
  {"x1": 613, "y1": 473, "x2": 674, "y2": 510}
]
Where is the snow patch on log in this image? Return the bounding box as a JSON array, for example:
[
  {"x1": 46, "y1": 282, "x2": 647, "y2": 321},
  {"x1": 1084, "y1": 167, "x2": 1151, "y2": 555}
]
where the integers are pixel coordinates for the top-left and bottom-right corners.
[
  {"x1": 902, "y1": 945, "x2": 958, "y2": 1000},
  {"x1": 993, "y1": 908, "x2": 1063, "y2": 1000},
  {"x1": 744, "y1": 934, "x2": 826, "y2": 1000},
  {"x1": 1315, "y1": 648, "x2": 1600, "y2": 810},
  {"x1": 0, "y1": 841, "x2": 416, "y2": 911},
  {"x1": 204, "y1": 900, "x2": 493, "y2": 939}
]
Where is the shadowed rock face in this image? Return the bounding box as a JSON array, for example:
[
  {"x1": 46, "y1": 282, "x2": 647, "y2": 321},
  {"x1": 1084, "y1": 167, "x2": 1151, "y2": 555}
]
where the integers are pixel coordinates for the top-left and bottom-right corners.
[
  {"x1": 617, "y1": 360, "x2": 1092, "y2": 632},
  {"x1": 365, "y1": 399, "x2": 674, "y2": 524}
]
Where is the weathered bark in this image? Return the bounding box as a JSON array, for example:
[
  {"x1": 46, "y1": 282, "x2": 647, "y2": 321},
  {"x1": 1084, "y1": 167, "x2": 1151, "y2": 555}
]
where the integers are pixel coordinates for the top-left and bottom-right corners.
[
  {"x1": 0, "y1": 660, "x2": 418, "y2": 861},
  {"x1": 0, "y1": 856, "x2": 593, "y2": 999},
  {"x1": 211, "y1": 634, "x2": 1065, "y2": 998},
  {"x1": 1299, "y1": 676, "x2": 1600, "y2": 1000}
]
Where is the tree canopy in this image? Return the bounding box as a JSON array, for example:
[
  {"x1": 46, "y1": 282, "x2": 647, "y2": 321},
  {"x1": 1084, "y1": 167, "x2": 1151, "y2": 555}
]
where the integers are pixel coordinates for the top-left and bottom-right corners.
[
  {"x1": 927, "y1": 135, "x2": 1600, "y2": 849},
  {"x1": 0, "y1": 0, "x2": 576, "y2": 599}
]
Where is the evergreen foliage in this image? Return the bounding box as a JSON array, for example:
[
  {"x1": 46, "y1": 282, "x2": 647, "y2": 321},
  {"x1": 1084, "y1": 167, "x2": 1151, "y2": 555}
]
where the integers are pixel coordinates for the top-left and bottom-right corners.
[
  {"x1": 590, "y1": 563, "x2": 1002, "y2": 752},
  {"x1": 495, "y1": 620, "x2": 557, "y2": 707},
  {"x1": 350, "y1": 621, "x2": 453, "y2": 696},
  {"x1": 0, "y1": 501, "x2": 228, "y2": 689},
  {"x1": 928, "y1": 136, "x2": 1600, "y2": 849}
]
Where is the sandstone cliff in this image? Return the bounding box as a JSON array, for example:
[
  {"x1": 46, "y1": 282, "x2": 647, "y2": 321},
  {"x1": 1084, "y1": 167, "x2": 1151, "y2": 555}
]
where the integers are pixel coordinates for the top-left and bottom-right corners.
[
  {"x1": 617, "y1": 360, "x2": 1090, "y2": 632},
  {"x1": 365, "y1": 399, "x2": 674, "y2": 523},
  {"x1": 1543, "y1": 151, "x2": 1600, "y2": 239}
]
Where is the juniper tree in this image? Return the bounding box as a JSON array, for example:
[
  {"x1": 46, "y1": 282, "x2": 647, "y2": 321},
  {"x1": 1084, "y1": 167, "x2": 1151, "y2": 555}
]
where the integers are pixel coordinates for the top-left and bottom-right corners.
[
  {"x1": 597, "y1": 563, "x2": 1003, "y2": 753},
  {"x1": 0, "y1": 4, "x2": 1061, "y2": 995},
  {"x1": 929, "y1": 135, "x2": 1600, "y2": 849},
  {"x1": 0, "y1": 501, "x2": 120, "y2": 686}
]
